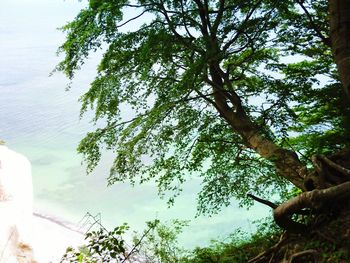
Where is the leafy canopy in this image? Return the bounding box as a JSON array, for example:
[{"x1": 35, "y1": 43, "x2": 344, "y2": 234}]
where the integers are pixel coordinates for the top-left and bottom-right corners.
[{"x1": 57, "y1": 0, "x2": 350, "y2": 214}]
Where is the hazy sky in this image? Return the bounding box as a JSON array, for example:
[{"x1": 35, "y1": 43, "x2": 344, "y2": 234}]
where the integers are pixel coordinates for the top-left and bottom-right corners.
[{"x1": 0, "y1": 0, "x2": 270, "y2": 248}]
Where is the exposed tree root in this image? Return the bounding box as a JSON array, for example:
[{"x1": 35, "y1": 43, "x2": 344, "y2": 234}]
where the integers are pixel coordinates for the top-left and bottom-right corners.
[
  {"x1": 318, "y1": 154, "x2": 350, "y2": 178},
  {"x1": 249, "y1": 182, "x2": 350, "y2": 234},
  {"x1": 314, "y1": 230, "x2": 337, "y2": 244},
  {"x1": 247, "y1": 209, "x2": 350, "y2": 262},
  {"x1": 249, "y1": 150, "x2": 350, "y2": 234},
  {"x1": 274, "y1": 181, "x2": 350, "y2": 233},
  {"x1": 247, "y1": 150, "x2": 350, "y2": 262},
  {"x1": 288, "y1": 249, "x2": 318, "y2": 262},
  {"x1": 247, "y1": 233, "x2": 288, "y2": 263}
]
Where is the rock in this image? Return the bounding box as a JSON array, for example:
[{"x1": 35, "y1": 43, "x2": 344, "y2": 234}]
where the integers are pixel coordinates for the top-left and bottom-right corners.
[{"x1": 0, "y1": 145, "x2": 36, "y2": 262}]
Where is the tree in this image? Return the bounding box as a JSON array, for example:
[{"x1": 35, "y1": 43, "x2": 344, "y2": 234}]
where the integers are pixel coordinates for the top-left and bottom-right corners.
[
  {"x1": 57, "y1": 0, "x2": 350, "y2": 234},
  {"x1": 330, "y1": 0, "x2": 350, "y2": 100}
]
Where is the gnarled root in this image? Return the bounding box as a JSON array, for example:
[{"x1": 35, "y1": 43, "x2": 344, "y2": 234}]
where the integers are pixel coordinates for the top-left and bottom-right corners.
[
  {"x1": 247, "y1": 233, "x2": 288, "y2": 263},
  {"x1": 274, "y1": 181, "x2": 350, "y2": 233},
  {"x1": 288, "y1": 249, "x2": 318, "y2": 263}
]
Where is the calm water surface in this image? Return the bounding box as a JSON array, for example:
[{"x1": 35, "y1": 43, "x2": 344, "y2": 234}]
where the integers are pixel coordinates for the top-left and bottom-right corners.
[{"x1": 0, "y1": 0, "x2": 268, "y2": 247}]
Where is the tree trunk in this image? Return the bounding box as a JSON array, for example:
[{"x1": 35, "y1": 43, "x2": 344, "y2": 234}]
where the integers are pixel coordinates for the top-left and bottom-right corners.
[
  {"x1": 329, "y1": 0, "x2": 350, "y2": 101},
  {"x1": 208, "y1": 66, "x2": 307, "y2": 190},
  {"x1": 244, "y1": 131, "x2": 306, "y2": 190}
]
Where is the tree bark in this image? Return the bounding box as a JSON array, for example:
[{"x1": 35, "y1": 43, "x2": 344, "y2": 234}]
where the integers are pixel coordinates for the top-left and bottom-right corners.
[{"x1": 329, "y1": 0, "x2": 350, "y2": 101}]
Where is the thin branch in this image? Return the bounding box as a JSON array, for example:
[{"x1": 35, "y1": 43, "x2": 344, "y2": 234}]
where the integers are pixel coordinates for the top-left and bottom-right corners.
[
  {"x1": 158, "y1": 1, "x2": 198, "y2": 54},
  {"x1": 193, "y1": 87, "x2": 221, "y2": 112},
  {"x1": 211, "y1": 0, "x2": 225, "y2": 35},
  {"x1": 158, "y1": 0, "x2": 204, "y2": 54},
  {"x1": 198, "y1": 138, "x2": 238, "y2": 145},
  {"x1": 184, "y1": 136, "x2": 199, "y2": 163},
  {"x1": 116, "y1": 10, "x2": 149, "y2": 29},
  {"x1": 179, "y1": 0, "x2": 198, "y2": 39},
  {"x1": 222, "y1": 0, "x2": 264, "y2": 51},
  {"x1": 247, "y1": 193, "x2": 278, "y2": 209},
  {"x1": 296, "y1": 0, "x2": 331, "y2": 47},
  {"x1": 121, "y1": 222, "x2": 159, "y2": 263}
]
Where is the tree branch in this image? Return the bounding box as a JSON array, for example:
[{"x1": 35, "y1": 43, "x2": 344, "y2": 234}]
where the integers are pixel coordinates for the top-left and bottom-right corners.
[
  {"x1": 158, "y1": 0, "x2": 204, "y2": 55},
  {"x1": 211, "y1": 0, "x2": 225, "y2": 35},
  {"x1": 116, "y1": 10, "x2": 149, "y2": 29},
  {"x1": 222, "y1": 0, "x2": 264, "y2": 52},
  {"x1": 179, "y1": 0, "x2": 197, "y2": 40},
  {"x1": 296, "y1": 0, "x2": 331, "y2": 47},
  {"x1": 247, "y1": 193, "x2": 278, "y2": 209},
  {"x1": 193, "y1": 0, "x2": 210, "y2": 36}
]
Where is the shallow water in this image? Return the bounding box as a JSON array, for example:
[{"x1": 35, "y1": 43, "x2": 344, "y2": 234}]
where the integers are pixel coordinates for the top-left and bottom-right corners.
[{"x1": 0, "y1": 0, "x2": 268, "y2": 248}]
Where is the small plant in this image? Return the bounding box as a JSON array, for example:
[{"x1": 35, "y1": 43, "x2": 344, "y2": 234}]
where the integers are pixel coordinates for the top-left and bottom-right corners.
[
  {"x1": 61, "y1": 223, "x2": 129, "y2": 263},
  {"x1": 133, "y1": 219, "x2": 189, "y2": 263}
]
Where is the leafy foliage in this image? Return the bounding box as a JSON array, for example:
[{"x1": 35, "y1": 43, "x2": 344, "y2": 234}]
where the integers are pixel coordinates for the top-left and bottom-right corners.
[
  {"x1": 61, "y1": 219, "x2": 189, "y2": 263},
  {"x1": 61, "y1": 224, "x2": 129, "y2": 263},
  {"x1": 133, "y1": 219, "x2": 189, "y2": 262}
]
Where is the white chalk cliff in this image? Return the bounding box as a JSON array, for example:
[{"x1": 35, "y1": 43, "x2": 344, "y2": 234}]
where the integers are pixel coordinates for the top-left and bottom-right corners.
[
  {"x1": 0, "y1": 145, "x2": 35, "y2": 262},
  {"x1": 0, "y1": 145, "x2": 84, "y2": 263}
]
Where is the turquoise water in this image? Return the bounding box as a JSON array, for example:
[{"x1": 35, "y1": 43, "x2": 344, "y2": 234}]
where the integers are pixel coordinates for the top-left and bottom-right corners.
[{"x1": 0, "y1": 0, "x2": 269, "y2": 247}]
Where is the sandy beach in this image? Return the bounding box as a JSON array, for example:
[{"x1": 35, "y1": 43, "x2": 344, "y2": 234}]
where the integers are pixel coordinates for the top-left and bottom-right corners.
[{"x1": 30, "y1": 212, "x2": 85, "y2": 263}]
